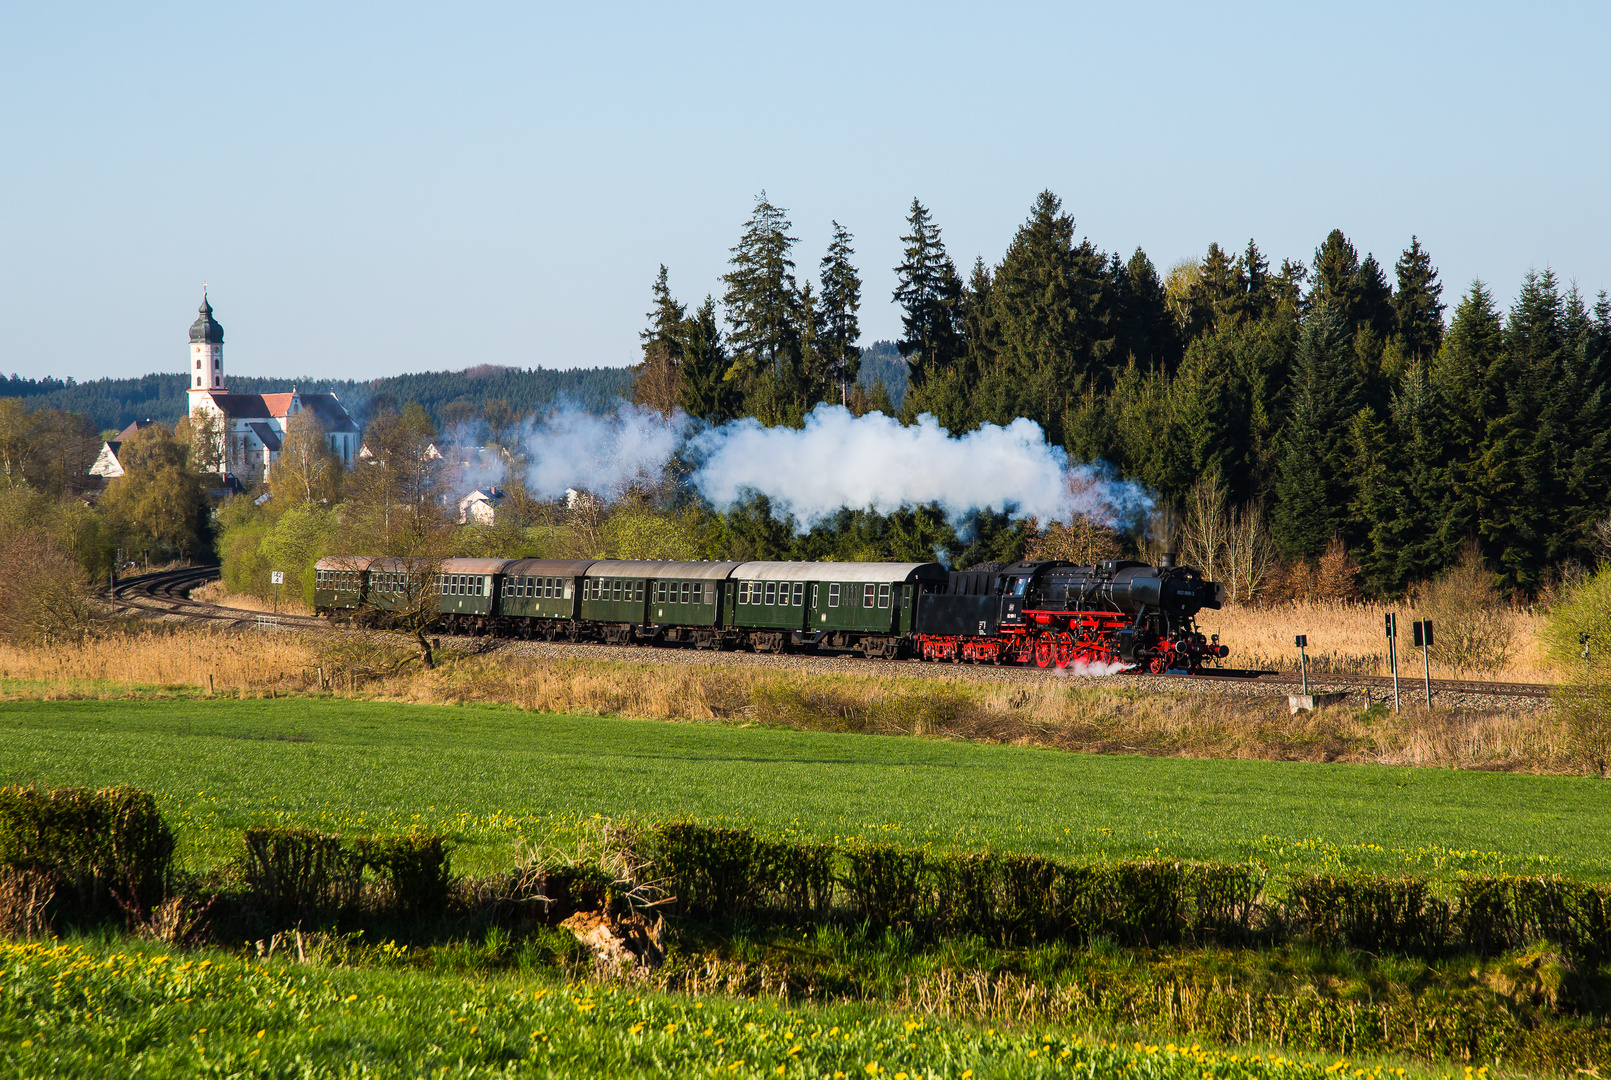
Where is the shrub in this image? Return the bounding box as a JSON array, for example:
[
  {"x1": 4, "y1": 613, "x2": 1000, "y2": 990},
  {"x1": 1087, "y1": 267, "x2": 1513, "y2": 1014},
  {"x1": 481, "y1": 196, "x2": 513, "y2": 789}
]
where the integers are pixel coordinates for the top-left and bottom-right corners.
[
  {"x1": 1415, "y1": 541, "x2": 1514, "y2": 675},
  {"x1": 0, "y1": 785, "x2": 173, "y2": 927},
  {"x1": 649, "y1": 823, "x2": 832, "y2": 922},
  {"x1": 356, "y1": 832, "x2": 455, "y2": 919},
  {"x1": 242, "y1": 827, "x2": 362, "y2": 924}
]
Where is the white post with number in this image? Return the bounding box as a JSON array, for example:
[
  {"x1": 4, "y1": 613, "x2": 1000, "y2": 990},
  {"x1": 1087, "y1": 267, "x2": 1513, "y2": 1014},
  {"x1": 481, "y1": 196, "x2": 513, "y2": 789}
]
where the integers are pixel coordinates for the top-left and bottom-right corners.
[{"x1": 271, "y1": 570, "x2": 284, "y2": 615}]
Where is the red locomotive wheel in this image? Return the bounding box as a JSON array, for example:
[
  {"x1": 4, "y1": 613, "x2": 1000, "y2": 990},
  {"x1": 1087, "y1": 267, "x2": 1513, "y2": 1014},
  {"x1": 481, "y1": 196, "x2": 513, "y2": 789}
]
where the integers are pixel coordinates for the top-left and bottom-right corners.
[
  {"x1": 1054, "y1": 631, "x2": 1075, "y2": 669},
  {"x1": 1033, "y1": 632, "x2": 1055, "y2": 668}
]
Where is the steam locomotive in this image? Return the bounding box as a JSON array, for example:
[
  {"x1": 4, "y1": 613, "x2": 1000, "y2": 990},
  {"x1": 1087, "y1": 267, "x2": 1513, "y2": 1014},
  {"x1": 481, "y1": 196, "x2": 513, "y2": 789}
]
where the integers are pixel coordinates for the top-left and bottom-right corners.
[{"x1": 314, "y1": 553, "x2": 1228, "y2": 673}]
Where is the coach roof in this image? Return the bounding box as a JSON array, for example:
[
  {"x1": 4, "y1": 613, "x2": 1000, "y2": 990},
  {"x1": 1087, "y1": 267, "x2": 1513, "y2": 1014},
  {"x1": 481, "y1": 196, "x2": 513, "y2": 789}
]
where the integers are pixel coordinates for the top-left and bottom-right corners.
[
  {"x1": 315, "y1": 555, "x2": 379, "y2": 572},
  {"x1": 502, "y1": 559, "x2": 598, "y2": 577},
  {"x1": 440, "y1": 558, "x2": 516, "y2": 575},
  {"x1": 731, "y1": 561, "x2": 947, "y2": 583},
  {"x1": 585, "y1": 560, "x2": 744, "y2": 580}
]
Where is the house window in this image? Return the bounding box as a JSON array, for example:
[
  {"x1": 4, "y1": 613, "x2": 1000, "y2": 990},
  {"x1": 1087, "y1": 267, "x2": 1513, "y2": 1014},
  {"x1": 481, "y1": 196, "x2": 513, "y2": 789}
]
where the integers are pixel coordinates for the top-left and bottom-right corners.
[{"x1": 829, "y1": 583, "x2": 840, "y2": 607}]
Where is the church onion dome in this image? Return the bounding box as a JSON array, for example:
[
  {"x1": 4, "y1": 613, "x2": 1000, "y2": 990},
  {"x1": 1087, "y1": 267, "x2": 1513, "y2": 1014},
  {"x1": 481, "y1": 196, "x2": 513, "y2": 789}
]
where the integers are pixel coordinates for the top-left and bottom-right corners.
[{"x1": 189, "y1": 294, "x2": 224, "y2": 344}]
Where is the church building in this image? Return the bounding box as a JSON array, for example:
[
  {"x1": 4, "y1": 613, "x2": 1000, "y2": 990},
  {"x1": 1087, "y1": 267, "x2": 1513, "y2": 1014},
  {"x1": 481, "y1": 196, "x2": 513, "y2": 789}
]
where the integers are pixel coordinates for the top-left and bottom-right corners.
[{"x1": 183, "y1": 294, "x2": 358, "y2": 484}]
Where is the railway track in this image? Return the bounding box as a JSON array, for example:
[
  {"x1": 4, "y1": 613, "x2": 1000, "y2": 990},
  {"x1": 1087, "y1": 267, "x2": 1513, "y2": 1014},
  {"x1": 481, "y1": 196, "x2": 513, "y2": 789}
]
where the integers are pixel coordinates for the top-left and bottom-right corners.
[
  {"x1": 1187, "y1": 667, "x2": 1553, "y2": 700},
  {"x1": 106, "y1": 566, "x2": 1557, "y2": 701},
  {"x1": 108, "y1": 565, "x2": 324, "y2": 630}
]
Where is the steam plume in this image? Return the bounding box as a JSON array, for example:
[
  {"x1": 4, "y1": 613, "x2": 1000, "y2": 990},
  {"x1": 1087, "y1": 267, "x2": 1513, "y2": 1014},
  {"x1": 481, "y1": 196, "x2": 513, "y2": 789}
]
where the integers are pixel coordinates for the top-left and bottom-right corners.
[
  {"x1": 688, "y1": 405, "x2": 1151, "y2": 530},
  {"x1": 521, "y1": 403, "x2": 688, "y2": 499}
]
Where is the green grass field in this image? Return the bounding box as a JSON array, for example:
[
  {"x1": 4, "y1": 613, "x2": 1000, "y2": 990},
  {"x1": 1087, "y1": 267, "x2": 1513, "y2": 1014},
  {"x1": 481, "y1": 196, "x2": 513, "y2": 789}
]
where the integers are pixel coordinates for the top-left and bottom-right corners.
[
  {"x1": 1, "y1": 937, "x2": 1456, "y2": 1080},
  {"x1": 1, "y1": 697, "x2": 1607, "y2": 879}
]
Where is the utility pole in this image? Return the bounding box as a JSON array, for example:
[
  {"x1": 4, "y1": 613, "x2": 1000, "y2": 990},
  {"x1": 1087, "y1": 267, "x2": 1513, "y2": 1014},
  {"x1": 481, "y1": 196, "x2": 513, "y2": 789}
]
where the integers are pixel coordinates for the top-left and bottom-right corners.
[{"x1": 1385, "y1": 612, "x2": 1400, "y2": 712}]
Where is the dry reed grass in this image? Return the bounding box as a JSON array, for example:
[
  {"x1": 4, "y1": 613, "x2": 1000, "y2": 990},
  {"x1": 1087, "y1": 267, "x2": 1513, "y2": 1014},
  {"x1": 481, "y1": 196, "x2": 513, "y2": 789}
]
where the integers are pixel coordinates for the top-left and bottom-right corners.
[
  {"x1": 188, "y1": 581, "x2": 314, "y2": 617},
  {"x1": 1197, "y1": 601, "x2": 1550, "y2": 683},
  {"x1": 0, "y1": 626, "x2": 1576, "y2": 774},
  {"x1": 0, "y1": 626, "x2": 322, "y2": 698}
]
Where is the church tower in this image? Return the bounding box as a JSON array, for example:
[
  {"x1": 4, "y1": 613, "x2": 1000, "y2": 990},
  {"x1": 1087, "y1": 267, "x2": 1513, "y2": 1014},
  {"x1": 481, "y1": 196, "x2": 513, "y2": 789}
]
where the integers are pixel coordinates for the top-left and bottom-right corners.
[{"x1": 187, "y1": 293, "x2": 226, "y2": 397}]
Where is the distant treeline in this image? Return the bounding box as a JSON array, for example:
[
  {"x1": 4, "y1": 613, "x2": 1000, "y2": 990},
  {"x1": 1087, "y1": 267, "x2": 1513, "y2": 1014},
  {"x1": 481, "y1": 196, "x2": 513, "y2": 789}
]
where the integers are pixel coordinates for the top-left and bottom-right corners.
[{"x1": 0, "y1": 365, "x2": 634, "y2": 434}]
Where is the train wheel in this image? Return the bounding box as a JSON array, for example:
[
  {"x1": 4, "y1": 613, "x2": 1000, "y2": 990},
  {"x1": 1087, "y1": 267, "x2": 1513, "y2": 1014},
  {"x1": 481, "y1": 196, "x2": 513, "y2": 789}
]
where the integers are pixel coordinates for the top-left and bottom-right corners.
[
  {"x1": 1054, "y1": 631, "x2": 1075, "y2": 669},
  {"x1": 1033, "y1": 632, "x2": 1055, "y2": 669}
]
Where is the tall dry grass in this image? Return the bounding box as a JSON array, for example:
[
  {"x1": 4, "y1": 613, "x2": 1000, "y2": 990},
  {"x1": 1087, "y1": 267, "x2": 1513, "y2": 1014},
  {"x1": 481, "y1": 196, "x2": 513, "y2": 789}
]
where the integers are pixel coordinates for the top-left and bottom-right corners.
[
  {"x1": 188, "y1": 580, "x2": 314, "y2": 617},
  {"x1": 0, "y1": 627, "x2": 323, "y2": 698},
  {"x1": 1197, "y1": 601, "x2": 1549, "y2": 683},
  {"x1": 0, "y1": 626, "x2": 1580, "y2": 774}
]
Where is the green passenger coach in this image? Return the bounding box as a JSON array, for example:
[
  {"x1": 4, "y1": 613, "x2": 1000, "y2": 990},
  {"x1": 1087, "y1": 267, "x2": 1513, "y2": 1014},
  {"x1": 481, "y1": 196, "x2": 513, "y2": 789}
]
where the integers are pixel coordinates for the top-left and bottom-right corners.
[
  {"x1": 496, "y1": 558, "x2": 594, "y2": 638},
  {"x1": 313, "y1": 555, "x2": 376, "y2": 617},
  {"x1": 730, "y1": 561, "x2": 946, "y2": 657}
]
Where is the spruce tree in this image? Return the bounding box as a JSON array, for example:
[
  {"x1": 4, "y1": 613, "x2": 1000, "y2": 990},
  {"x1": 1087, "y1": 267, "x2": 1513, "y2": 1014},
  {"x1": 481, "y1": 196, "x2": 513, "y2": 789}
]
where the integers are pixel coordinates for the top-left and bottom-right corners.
[
  {"x1": 1309, "y1": 229, "x2": 1361, "y2": 313},
  {"x1": 1271, "y1": 304, "x2": 1361, "y2": 558},
  {"x1": 892, "y1": 199, "x2": 961, "y2": 388},
  {"x1": 721, "y1": 192, "x2": 802, "y2": 386},
  {"x1": 1391, "y1": 237, "x2": 1445, "y2": 361},
  {"x1": 977, "y1": 190, "x2": 1112, "y2": 442},
  {"x1": 1434, "y1": 281, "x2": 1505, "y2": 551},
  {"x1": 640, "y1": 264, "x2": 687, "y2": 362},
  {"x1": 1112, "y1": 248, "x2": 1178, "y2": 370},
  {"x1": 817, "y1": 222, "x2": 863, "y2": 405},
  {"x1": 676, "y1": 297, "x2": 737, "y2": 423}
]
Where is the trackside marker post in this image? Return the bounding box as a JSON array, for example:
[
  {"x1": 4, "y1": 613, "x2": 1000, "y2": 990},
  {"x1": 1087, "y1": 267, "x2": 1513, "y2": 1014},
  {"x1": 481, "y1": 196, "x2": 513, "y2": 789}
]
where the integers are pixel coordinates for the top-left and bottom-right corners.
[
  {"x1": 1385, "y1": 612, "x2": 1400, "y2": 712},
  {"x1": 1413, "y1": 619, "x2": 1434, "y2": 706},
  {"x1": 1295, "y1": 634, "x2": 1309, "y2": 696}
]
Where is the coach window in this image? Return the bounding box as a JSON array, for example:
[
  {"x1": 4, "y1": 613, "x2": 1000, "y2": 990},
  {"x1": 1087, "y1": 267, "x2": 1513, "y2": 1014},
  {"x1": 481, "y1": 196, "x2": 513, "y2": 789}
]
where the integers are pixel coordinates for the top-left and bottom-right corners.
[
  {"x1": 792, "y1": 582, "x2": 804, "y2": 605},
  {"x1": 878, "y1": 584, "x2": 891, "y2": 608},
  {"x1": 828, "y1": 583, "x2": 840, "y2": 607},
  {"x1": 738, "y1": 582, "x2": 749, "y2": 604},
  {"x1": 863, "y1": 584, "x2": 875, "y2": 607},
  {"x1": 635, "y1": 581, "x2": 645, "y2": 602},
  {"x1": 759, "y1": 581, "x2": 772, "y2": 605},
  {"x1": 703, "y1": 583, "x2": 714, "y2": 604}
]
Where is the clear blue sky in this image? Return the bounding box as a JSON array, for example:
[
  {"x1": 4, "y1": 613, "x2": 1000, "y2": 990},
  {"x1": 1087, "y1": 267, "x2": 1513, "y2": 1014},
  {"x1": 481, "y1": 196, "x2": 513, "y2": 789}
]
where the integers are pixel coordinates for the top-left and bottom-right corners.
[{"x1": 3, "y1": 2, "x2": 1607, "y2": 383}]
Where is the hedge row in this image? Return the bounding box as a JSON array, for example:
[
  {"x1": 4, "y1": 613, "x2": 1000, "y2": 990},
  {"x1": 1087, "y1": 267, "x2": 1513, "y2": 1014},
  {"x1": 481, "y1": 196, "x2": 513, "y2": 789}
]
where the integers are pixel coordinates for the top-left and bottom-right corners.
[
  {"x1": 644, "y1": 823, "x2": 1611, "y2": 958},
  {"x1": 0, "y1": 785, "x2": 173, "y2": 927},
  {"x1": 242, "y1": 827, "x2": 454, "y2": 925},
  {"x1": 0, "y1": 786, "x2": 452, "y2": 935}
]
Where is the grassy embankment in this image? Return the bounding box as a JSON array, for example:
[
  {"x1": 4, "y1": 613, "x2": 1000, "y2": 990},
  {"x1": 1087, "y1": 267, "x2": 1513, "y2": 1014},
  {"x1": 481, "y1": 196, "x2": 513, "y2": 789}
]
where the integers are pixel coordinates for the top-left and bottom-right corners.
[{"x1": 0, "y1": 626, "x2": 1580, "y2": 775}]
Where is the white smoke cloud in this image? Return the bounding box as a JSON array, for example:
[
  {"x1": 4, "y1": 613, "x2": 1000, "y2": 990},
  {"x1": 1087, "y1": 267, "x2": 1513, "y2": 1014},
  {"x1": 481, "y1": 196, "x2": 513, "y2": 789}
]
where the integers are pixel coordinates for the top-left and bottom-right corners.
[
  {"x1": 521, "y1": 403, "x2": 689, "y2": 499},
  {"x1": 687, "y1": 404, "x2": 1152, "y2": 530},
  {"x1": 1055, "y1": 659, "x2": 1132, "y2": 677}
]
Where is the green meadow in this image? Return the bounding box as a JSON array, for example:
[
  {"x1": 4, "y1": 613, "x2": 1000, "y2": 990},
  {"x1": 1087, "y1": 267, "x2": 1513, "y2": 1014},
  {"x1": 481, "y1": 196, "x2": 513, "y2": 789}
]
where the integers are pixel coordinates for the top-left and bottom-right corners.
[{"x1": 1, "y1": 697, "x2": 1605, "y2": 880}]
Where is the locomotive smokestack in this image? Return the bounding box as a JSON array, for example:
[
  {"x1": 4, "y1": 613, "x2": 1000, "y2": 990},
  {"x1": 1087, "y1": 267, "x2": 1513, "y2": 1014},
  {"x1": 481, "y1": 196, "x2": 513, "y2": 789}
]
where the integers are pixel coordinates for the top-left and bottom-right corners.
[{"x1": 1158, "y1": 551, "x2": 1177, "y2": 569}]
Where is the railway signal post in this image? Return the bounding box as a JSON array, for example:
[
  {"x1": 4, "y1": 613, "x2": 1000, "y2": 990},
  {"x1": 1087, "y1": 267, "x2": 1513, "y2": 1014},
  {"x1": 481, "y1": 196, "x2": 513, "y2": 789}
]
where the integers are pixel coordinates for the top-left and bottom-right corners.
[
  {"x1": 1385, "y1": 612, "x2": 1400, "y2": 712},
  {"x1": 1413, "y1": 620, "x2": 1434, "y2": 706}
]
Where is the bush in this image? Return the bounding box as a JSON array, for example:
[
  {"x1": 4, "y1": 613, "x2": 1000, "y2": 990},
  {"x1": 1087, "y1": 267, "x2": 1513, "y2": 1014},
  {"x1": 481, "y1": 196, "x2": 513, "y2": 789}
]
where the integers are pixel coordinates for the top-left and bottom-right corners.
[
  {"x1": 241, "y1": 826, "x2": 453, "y2": 926},
  {"x1": 1415, "y1": 541, "x2": 1514, "y2": 675},
  {"x1": 242, "y1": 827, "x2": 362, "y2": 924},
  {"x1": 0, "y1": 785, "x2": 173, "y2": 927},
  {"x1": 649, "y1": 823, "x2": 832, "y2": 922}
]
